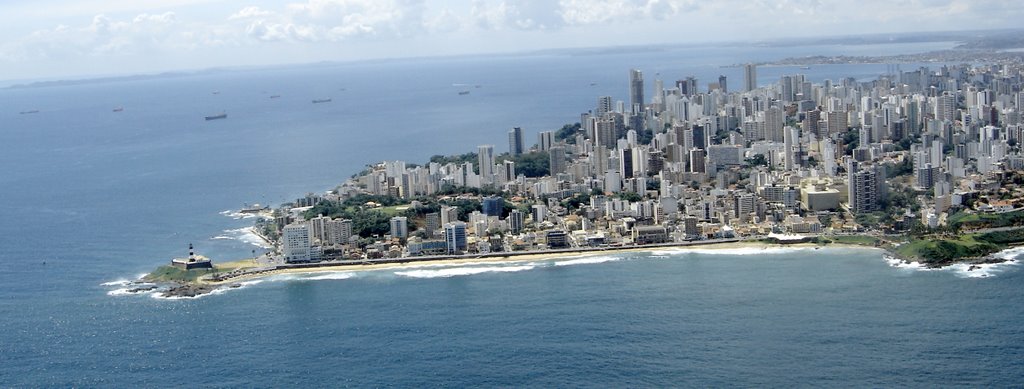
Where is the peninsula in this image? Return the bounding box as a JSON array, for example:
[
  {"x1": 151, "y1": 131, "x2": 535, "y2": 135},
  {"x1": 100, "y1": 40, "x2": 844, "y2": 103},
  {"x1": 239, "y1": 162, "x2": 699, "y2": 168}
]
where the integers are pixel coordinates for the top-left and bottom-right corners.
[{"x1": 144, "y1": 59, "x2": 1024, "y2": 297}]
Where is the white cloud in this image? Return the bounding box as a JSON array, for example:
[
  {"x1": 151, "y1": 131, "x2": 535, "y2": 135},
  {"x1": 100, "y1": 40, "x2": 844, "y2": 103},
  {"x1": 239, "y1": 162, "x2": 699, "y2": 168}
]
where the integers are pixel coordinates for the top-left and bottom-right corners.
[{"x1": 229, "y1": 6, "x2": 272, "y2": 20}]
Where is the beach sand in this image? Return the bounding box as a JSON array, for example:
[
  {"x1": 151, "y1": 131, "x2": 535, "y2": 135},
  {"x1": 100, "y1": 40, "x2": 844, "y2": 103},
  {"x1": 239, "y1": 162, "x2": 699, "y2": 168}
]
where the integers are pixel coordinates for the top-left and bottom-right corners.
[{"x1": 204, "y1": 240, "x2": 874, "y2": 286}]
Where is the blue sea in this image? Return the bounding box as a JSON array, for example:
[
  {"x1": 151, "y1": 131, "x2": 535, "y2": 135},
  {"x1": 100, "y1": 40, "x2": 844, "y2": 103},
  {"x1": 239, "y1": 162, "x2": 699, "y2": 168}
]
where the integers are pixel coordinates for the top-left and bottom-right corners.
[{"x1": 3, "y1": 41, "x2": 1024, "y2": 387}]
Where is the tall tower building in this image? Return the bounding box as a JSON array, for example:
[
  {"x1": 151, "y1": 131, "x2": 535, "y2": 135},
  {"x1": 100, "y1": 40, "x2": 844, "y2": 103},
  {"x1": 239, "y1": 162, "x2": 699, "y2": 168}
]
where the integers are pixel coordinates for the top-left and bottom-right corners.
[
  {"x1": 282, "y1": 223, "x2": 311, "y2": 263},
  {"x1": 549, "y1": 146, "x2": 567, "y2": 175},
  {"x1": 597, "y1": 96, "x2": 613, "y2": 116},
  {"x1": 744, "y1": 63, "x2": 757, "y2": 92},
  {"x1": 718, "y1": 75, "x2": 728, "y2": 93},
  {"x1": 477, "y1": 144, "x2": 494, "y2": 184},
  {"x1": 537, "y1": 131, "x2": 554, "y2": 152},
  {"x1": 444, "y1": 222, "x2": 467, "y2": 254},
  {"x1": 508, "y1": 127, "x2": 524, "y2": 156},
  {"x1": 508, "y1": 209, "x2": 524, "y2": 234},
  {"x1": 783, "y1": 126, "x2": 796, "y2": 171},
  {"x1": 629, "y1": 69, "x2": 644, "y2": 113},
  {"x1": 389, "y1": 216, "x2": 408, "y2": 239},
  {"x1": 847, "y1": 161, "x2": 880, "y2": 215}
]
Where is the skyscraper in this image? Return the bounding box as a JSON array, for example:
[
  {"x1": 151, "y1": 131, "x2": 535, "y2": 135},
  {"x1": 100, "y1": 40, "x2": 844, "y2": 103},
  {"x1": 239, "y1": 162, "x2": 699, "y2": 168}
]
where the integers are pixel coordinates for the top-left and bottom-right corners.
[
  {"x1": 537, "y1": 131, "x2": 554, "y2": 152},
  {"x1": 744, "y1": 63, "x2": 757, "y2": 92},
  {"x1": 508, "y1": 209, "x2": 524, "y2": 233},
  {"x1": 718, "y1": 75, "x2": 728, "y2": 93},
  {"x1": 549, "y1": 146, "x2": 566, "y2": 175},
  {"x1": 847, "y1": 161, "x2": 880, "y2": 215},
  {"x1": 629, "y1": 69, "x2": 644, "y2": 113},
  {"x1": 508, "y1": 127, "x2": 524, "y2": 156},
  {"x1": 444, "y1": 222, "x2": 467, "y2": 254},
  {"x1": 282, "y1": 223, "x2": 311, "y2": 263},
  {"x1": 389, "y1": 216, "x2": 408, "y2": 239},
  {"x1": 477, "y1": 144, "x2": 494, "y2": 184},
  {"x1": 597, "y1": 96, "x2": 613, "y2": 116}
]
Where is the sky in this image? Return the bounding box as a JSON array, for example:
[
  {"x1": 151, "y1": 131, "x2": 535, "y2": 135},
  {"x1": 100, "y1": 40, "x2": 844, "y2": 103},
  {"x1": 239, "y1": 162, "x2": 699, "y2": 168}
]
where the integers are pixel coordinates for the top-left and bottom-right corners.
[{"x1": 1, "y1": 0, "x2": 1022, "y2": 81}]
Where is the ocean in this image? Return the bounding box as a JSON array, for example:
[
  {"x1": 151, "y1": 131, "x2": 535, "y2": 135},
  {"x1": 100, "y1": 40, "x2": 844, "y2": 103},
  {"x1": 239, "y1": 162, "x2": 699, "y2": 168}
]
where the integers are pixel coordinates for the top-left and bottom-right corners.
[{"x1": 2, "y1": 41, "x2": 1024, "y2": 386}]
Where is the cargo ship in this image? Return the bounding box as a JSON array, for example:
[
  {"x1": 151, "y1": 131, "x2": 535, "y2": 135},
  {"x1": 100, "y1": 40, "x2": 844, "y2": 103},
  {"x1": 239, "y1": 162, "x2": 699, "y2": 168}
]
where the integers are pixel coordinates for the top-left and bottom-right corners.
[{"x1": 205, "y1": 112, "x2": 227, "y2": 120}]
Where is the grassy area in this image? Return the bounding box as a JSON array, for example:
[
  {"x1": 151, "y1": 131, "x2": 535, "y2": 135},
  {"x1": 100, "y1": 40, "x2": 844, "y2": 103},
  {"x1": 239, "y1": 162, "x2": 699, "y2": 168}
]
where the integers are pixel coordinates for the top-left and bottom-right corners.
[
  {"x1": 379, "y1": 205, "x2": 411, "y2": 216},
  {"x1": 143, "y1": 259, "x2": 256, "y2": 283},
  {"x1": 949, "y1": 209, "x2": 1024, "y2": 230},
  {"x1": 895, "y1": 234, "x2": 1002, "y2": 264}
]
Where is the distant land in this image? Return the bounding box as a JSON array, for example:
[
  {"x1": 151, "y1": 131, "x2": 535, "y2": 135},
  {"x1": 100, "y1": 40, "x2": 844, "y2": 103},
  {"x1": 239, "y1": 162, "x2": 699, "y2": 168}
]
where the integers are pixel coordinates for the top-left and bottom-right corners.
[{"x1": 5, "y1": 28, "x2": 1024, "y2": 90}]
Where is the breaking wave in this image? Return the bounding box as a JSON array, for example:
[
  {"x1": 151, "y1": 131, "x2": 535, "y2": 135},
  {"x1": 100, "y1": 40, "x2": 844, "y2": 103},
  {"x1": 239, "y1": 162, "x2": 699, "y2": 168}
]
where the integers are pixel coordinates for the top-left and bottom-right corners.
[
  {"x1": 305, "y1": 272, "x2": 355, "y2": 281},
  {"x1": 553, "y1": 256, "x2": 621, "y2": 267},
  {"x1": 395, "y1": 265, "x2": 536, "y2": 278},
  {"x1": 211, "y1": 227, "x2": 271, "y2": 248}
]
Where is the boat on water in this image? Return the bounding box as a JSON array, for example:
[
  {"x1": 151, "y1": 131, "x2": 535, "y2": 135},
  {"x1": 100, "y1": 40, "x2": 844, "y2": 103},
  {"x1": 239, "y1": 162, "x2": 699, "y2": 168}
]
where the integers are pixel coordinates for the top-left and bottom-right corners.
[
  {"x1": 205, "y1": 112, "x2": 227, "y2": 121},
  {"x1": 113, "y1": 106, "x2": 124, "y2": 112},
  {"x1": 458, "y1": 90, "x2": 470, "y2": 95},
  {"x1": 19, "y1": 110, "x2": 39, "y2": 115},
  {"x1": 269, "y1": 95, "x2": 281, "y2": 99},
  {"x1": 312, "y1": 98, "x2": 332, "y2": 104},
  {"x1": 239, "y1": 203, "x2": 269, "y2": 214}
]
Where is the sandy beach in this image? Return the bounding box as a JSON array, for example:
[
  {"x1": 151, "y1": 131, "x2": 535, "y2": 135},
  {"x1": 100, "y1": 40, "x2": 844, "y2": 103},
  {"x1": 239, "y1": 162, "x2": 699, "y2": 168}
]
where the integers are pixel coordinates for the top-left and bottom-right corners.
[{"x1": 204, "y1": 240, "x2": 875, "y2": 286}]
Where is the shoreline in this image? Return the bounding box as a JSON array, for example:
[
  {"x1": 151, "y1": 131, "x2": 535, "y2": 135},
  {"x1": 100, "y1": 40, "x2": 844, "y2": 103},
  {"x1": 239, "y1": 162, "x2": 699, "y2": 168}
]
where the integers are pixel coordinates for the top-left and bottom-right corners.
[
  {"x1": 124, "y1": 239, "x2": 1024, "y2": 299},
  {"x1": 200, "y1": 239, "x2": 876, "y2": 286}
]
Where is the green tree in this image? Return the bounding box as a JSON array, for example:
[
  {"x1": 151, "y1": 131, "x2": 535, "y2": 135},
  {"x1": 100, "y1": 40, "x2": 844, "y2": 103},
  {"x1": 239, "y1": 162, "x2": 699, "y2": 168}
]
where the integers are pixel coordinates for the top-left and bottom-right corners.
[{"x1": 746, "y1": 154, "x2": 769, "y2": 167}]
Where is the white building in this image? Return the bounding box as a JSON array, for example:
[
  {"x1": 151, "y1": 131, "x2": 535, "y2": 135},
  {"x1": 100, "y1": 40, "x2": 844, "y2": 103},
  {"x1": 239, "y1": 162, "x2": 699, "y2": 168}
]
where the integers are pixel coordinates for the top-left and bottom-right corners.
[{"x1": 283, "y1": 223, "x2": 312, "y2": 262}]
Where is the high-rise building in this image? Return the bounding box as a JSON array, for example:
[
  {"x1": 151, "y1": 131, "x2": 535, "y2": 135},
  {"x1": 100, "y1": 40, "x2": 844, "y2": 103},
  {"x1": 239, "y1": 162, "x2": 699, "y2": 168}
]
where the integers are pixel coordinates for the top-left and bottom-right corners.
[
  {"x1": 501, "y1": 160, "x2": 516, "y2": 183},
  {"x1": 444, "y1": 222, "x2": 467, "y2": 254},
  {"x1": 718, "y1": 75, "x2": 728, "y2": 94},
  {"x1": 508, "y1": 209, "x2": 524, "y2": 233},
  {"x1": 847, "y1": 161, "x2": 880, "y2": 215},
  {"x1": 508, "y1": 127, "x2": 524, "y2": 156},
  {"x1": 282, "y1": 223, "x2": 311, "y2": 263},
  {"x1": 477, "y1": 144, "x2": 494, "y2": 184},
  {"x1": 549, "y1": 146, "x2": 567, "y2": 175},
  {"x1": 424, "y1": 212, "x2": 440, "y2": 238},
  {"x1": 440, "y1": 205, "x2": 459, "y2": 225},
  {"x1": 537, "y1": 131, "x2": 554, "y2": 152},
  {"x1": 783, "y1": 125, "x2": 795, "y2": 171},
  {"x1": 308, "y1": 214, "x2": 330, "y2": 244},
  {"x1": 389, "y1": 216, "x2": 408, "y2": 239},
  {"x1": 327, "y1": 218, "x2": 352, "y2": 245},
  {"x1": 532, "y1": 204, "x2": 548, "y2": 225},
  {"x1": 619, "y1": 147, "x2": 634, "y2": 179},
  {"x1": 629, "y1": 69, "x2": 644, "y2": 113},
  {"x1": 689, "y1": 149, "x2": 706, "y2": 173},
  {"x1": 482, "y1": 195, "x2": 504, "y2": 217},
  {"x1": 744, "y1": 63, "x2": 757, "y2": 92},
  {"x1": 597, "y1": 96, "x2": 613, "y2": 116}
]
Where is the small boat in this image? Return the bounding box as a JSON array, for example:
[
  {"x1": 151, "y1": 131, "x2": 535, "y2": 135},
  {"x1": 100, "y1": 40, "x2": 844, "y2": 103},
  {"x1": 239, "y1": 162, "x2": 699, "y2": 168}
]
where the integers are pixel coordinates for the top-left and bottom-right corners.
[
  {"x1": 458, "y1": 90, "x2": 470, "y2": 95},
  {"x1": 800, "y1": 66, "x2": 811, "y2": 70},
  {"x1": 113, "y1": 106, "x2": 124, "y2": 112},
  {"x1": 269, "y1": 95, "x2": 281, "y2": 99},
  {"x1": 205, "y1": 112, "x2": 227, "y2": 120},
  {"x1": 312, "y1": 98, "x2": 332, "y2": 104},
  {"x1": 19, "y1": 110, "x2": 39, "y2": 115},
  {"x1": 212, "y1": 90, "x2": 220, "y2": 95}
]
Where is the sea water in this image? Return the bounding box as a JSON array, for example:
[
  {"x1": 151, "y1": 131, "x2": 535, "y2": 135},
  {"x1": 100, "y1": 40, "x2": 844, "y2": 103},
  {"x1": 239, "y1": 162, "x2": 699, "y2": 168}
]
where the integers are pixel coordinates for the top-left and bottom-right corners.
[{"x1": 3, "y1": 42, "x2": 1024, "y2": 386}]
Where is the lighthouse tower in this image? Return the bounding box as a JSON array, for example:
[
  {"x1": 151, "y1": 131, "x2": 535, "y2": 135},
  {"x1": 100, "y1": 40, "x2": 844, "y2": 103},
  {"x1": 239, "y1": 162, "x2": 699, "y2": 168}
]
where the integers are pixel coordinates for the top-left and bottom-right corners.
[{"x1": 171, "y1": 243, "x2": 213, "y2": 270}]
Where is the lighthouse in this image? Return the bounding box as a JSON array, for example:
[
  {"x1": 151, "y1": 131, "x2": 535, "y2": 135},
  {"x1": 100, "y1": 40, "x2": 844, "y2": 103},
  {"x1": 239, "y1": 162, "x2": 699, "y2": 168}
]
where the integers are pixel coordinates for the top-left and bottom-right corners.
[{"x1": 171, "y1": 243, "x2": 213, "y2": 270}]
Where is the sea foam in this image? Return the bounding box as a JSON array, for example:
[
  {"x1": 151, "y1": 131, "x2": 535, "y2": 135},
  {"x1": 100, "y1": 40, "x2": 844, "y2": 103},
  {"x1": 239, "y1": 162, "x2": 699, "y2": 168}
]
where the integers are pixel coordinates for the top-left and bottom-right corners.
[
  {"x1": 305, "y1": 272, "x2": 355, "y2": 281},
  {"x1": 395, "y1": 265, "x2": 535, "y2": 278},
  {"x1": 213, "y1": 227, "x2": 271, "y2": 248},
  {"x1": 553, "y1": 255, "x2": 621, "y2": 267}
]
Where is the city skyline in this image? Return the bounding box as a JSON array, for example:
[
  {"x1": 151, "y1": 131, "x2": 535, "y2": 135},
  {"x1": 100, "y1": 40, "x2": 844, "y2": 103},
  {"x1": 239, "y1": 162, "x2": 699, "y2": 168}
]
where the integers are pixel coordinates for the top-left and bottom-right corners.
[{"x1": 3, "y1": 0, "x2": 1024, "y2": 81}]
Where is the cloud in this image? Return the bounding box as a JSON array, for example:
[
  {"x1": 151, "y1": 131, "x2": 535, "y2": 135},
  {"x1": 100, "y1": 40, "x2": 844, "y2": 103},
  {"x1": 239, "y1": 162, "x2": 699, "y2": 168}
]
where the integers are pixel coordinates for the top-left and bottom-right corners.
[
  {"x1": 229, "y1": 6, "x2": 272, "y2": 20},
  {"x1": 235, "y1": 0, "x2": 429, "y2": 42}
]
